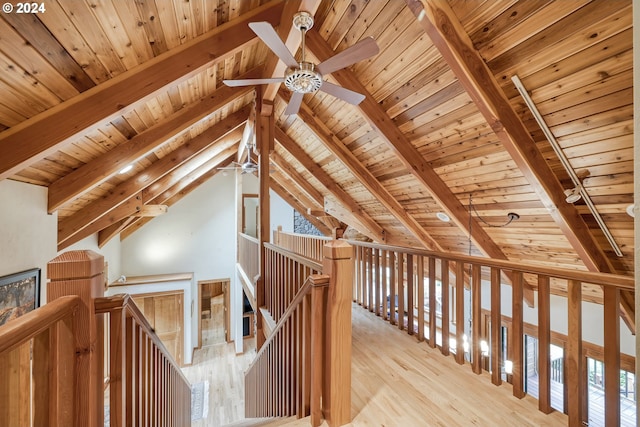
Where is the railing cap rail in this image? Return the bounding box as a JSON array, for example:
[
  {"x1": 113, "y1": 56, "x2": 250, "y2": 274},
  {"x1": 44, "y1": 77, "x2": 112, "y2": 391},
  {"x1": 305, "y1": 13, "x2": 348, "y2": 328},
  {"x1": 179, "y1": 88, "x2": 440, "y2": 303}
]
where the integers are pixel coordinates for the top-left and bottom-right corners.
[
  {"x1": 0, "y1": 295, "x2": 81, "y2": 354},
  {"x1": 275, "y1": 230, "x2": 332, "y2": 241},
  {"x1": 264, "y1": 242, "x2": 323, "y2": 272},
  {"x1": 345, "y1": 239, "x2": 634, "y2": 290}
]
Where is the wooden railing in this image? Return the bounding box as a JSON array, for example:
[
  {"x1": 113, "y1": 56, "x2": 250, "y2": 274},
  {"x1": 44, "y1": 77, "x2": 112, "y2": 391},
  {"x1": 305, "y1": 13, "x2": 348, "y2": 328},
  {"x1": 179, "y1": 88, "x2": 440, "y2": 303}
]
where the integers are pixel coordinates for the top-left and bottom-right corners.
[
  {"x1": 273, "y1": 226, "x2": 330, "y2": 263},
  {"x1": 239, "y1": 232, "x2": 260, "y2": 283},
  {"x1": 96, "y1": 294, "x2": 191, "y2": 427},
  {"x1": 0, "y1": 295, "x2": 81, "y2": 427},
  {"x1": 264, "y1": 242, "x2": 323, "y2": 323},
  {"x1": 245, "y1": 274, "x2": 329, "y2": 426},
  {"x1": 271, "y1": 231, "x2": 634, "y2": 426}
]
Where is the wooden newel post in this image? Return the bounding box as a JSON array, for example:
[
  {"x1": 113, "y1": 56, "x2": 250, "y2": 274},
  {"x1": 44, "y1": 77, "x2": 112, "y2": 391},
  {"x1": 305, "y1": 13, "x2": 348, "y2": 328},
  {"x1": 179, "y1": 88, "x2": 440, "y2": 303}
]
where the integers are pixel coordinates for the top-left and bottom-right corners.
[
  {"x1": 47, "y1": 250, "x2": 105, "y2": 427},
  {"x1": 322, "y1": 240, "x2": 353, "y2": 427}
]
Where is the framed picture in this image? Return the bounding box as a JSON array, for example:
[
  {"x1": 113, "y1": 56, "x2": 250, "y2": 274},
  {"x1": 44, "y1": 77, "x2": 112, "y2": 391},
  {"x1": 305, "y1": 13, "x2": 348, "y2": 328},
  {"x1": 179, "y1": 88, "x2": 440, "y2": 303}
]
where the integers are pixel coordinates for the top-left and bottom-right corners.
[{"x1": 0, "y1": 268, "x2": 41, "y2": 326}]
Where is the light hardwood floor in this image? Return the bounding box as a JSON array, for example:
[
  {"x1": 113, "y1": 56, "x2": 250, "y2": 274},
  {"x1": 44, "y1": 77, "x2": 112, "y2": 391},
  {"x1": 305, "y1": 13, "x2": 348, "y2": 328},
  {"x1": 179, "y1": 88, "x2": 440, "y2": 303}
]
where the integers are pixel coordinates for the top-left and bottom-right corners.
[
  {"x1": 182, "y1": 295, "x2": 257, "y2": 427},
  {"x1": 183, "y1": 298, "x2": 567, "y2": 426}
]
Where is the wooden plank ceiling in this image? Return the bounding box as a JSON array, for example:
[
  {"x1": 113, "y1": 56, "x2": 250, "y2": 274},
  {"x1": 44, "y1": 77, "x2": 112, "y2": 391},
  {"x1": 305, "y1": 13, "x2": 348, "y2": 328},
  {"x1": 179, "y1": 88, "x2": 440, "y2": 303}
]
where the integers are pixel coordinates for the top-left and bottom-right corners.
[{"x1": 0, "y1": 0, "x2": 633, "y2": 310}]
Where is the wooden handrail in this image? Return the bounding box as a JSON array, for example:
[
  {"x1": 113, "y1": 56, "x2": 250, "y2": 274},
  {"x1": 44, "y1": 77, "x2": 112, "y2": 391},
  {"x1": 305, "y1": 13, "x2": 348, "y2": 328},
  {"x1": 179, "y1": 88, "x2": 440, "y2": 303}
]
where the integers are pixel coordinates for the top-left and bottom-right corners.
[
  {"x1": 0, "y1": 295, "x2": 80, "y2": 353},
  {"x1": 0, "y1": 295, "x2": 82, "y2": 427},
  {"x1": 96, "y1": 294, "x2": 191, "y2": 426},
  {"x1": 273, "y1": 227, "x2": 330, "y2": 263},
  {"x1": 245, "y1": 274, "x2": 329, "y2": 425},
  {"x1": 264, "y1": 241, "x2": 323, "y2": 272},
  {"x1": 274, "y1": 233, "x2": 632, "y2": 426},
  {"x1": 345, "y1": 239, "x2": 633, "y2": 290}
]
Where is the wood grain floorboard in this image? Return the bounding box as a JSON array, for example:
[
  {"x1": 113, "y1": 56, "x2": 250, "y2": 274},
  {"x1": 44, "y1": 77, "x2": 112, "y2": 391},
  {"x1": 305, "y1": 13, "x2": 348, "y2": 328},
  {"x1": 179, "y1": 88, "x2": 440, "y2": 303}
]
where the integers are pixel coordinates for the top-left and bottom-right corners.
[{"x1": 182, "y1": 298, "x2": 567, "y2": 426}]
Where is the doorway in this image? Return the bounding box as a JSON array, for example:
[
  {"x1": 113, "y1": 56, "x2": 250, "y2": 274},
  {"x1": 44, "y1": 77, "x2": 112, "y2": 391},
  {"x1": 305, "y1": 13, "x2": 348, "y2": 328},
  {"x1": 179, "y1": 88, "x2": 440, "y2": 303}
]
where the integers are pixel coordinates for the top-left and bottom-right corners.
[{"x1": 197, "y1": 279, "x2": 230, "y2": 348}]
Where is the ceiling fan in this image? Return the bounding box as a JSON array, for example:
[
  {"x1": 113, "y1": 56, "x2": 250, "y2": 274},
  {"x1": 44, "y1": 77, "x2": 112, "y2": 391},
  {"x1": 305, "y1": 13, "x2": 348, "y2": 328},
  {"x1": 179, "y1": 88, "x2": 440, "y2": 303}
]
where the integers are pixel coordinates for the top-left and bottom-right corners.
[
  {"x1": 218, "y1": 143, "x2": 259, "y2": 174},
  {"x1": 223, "y1": 11, "x2": 379, "y2": 115}
]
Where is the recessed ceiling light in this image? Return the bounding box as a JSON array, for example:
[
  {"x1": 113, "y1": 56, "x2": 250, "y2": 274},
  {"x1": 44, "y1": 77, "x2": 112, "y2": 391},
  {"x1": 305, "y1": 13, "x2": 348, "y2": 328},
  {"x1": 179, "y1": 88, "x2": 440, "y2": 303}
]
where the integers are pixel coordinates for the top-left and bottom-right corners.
[
  {"x1": 436, "y1": 212, "x2": 450, "y2": 222},
  {"x1": 119, "y1": 164, "x2": 134, "y2": 174},
  {"x1": 626, "y1": 204, "x2": 635, "y2": 218}
]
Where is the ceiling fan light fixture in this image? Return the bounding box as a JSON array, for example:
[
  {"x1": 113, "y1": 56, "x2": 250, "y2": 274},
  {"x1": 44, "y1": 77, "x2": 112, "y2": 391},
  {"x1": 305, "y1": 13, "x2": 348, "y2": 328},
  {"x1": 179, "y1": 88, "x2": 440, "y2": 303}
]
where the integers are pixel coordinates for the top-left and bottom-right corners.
[{"x1": 284, "y1": 62, "x2": 322, "y2": 93}]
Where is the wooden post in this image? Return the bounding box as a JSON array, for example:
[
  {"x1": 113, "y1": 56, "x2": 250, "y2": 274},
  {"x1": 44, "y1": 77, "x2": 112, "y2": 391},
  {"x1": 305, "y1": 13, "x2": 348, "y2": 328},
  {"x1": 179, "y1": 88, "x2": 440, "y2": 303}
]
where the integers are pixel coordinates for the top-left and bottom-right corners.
[
  {"x1": 538, "y1": 275, "x2": 552, "y2": 413},
  {"x1": 47, "y1": 250, "x2": 104, "y2": 427},
  {"x1": 322, "y1": 240, "x2": 353, "y2": 427},
  {"x1": 566, "y1": 280, "x2": 583, "y2": 426},
  {"x1": 256, "y1": 88, "x2": 274, "y2": 349},
  {"x1": 490, "y1": 267, "x2": 502, "y2": 386},
  {"x1": 511, "y1": 271, "x2": 525, "y2": 398},
  {"x1": 603, "y1": 286, "x2": 620, "y2": 426}
]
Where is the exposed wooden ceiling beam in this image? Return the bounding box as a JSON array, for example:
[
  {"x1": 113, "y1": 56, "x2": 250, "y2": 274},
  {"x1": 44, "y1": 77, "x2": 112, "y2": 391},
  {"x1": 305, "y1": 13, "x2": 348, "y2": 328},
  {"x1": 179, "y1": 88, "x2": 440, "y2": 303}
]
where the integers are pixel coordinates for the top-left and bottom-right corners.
[
  {"x1": 405, "y1": 0, "x2": 632, "y2": 329},
  {"x1": 58, "y1": 115, "x2": 246, "y2": 247},
  {"x1": 305, "y1": 29, "x2": 533, "y2": 303},
  {"x1": 284, "y1": 92, "x2": 444, "y2": 252},
  {"x1": 269, "y1": 178, "x2": 332, "y2": 236},
  {"x1": 120, "y1": 155, "x2": 238, "y2": 241},
  {"x1": 0, "y1": 1, "x2": 284, "y2": 180},
  {"x1": 323, "y1": 196, "x2": 406, "y2": 248},
  {"x1": 98, "y1": 217, "x2": 136, "y2": 249},
  {"x1": 405, "y1": 0, "x2": 616, "y2": 275},
  {"x1": 270, "y1": 169, "x2": 323, "y2": 211},
  {"x1": 60, "y1": 193, "x2": 143, "y2": 250},
  {"x1": 270, "y1": 151, "x2": 324, "y2": 207},
  {"x1": 275, "y1": 127, "x2": 387, "y2": 243},
  {"x1": 47, "y1": 78, "x2": 256, "y2": 212}
]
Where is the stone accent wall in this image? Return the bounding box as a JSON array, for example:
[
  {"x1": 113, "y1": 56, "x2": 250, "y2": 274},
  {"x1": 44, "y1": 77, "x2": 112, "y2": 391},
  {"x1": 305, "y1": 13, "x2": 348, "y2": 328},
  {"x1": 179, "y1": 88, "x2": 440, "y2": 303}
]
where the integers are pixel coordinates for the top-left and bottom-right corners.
[{"x1": 293, "y1": 210, "x2": 323, "y2": 236}]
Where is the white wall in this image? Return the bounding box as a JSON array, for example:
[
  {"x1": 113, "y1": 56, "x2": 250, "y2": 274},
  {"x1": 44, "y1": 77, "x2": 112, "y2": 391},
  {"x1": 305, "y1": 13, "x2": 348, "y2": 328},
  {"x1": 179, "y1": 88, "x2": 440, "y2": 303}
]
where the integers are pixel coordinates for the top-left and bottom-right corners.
[
  {"x1": 121, "y1": 172, "x2": 238, "y2": 359},
  {"x1": 270, "y1": 189, "x2": 294, "y2": 237},
  {"x1": 0, "y1": 180, "x2": 58, "y2": 302}
]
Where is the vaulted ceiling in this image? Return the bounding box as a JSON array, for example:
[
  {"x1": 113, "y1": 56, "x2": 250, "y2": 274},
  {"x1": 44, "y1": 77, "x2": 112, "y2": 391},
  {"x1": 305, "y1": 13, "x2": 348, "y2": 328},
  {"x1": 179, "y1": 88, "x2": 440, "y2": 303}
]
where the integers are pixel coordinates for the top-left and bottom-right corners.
[{"x1": 0, "y1": 0, "x2": 634, "y2": 319}]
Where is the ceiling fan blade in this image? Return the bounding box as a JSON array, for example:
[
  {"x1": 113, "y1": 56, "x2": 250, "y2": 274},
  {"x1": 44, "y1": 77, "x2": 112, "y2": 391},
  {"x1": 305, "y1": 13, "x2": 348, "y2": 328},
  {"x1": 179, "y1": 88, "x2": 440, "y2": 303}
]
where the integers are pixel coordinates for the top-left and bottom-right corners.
[
  {"x1": 320, "y1": 81, "x2": 365, "y2": 105},
  {"x1": 284, "y1": 92, "x2": 304, "y2": 116},
  {"x1": 248, "y1": 22, "x2": 299, "y2": 68},
  {"x1": 316, "y1": 37, "x2": 379, "y2": 76},
  {"x1": 223, "y1": 78, "x2": 285, "y2": 87}
]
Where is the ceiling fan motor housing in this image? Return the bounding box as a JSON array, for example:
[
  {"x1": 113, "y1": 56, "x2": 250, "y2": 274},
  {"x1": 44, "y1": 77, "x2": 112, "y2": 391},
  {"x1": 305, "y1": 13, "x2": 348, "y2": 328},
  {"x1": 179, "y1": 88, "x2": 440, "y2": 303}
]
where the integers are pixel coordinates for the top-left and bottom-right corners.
[{"x1": 284, "y1": 62, "x2": 323, "y2": 93}]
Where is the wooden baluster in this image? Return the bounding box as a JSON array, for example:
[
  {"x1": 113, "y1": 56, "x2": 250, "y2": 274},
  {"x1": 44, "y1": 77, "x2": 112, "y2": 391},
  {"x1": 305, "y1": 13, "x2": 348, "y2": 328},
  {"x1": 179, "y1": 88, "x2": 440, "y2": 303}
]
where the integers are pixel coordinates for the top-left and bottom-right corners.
[
  {"x1": 538, "y1": 275, "x2": 552, "y2": 413},
  {"x1": 397, "y1": 252, "x2": 405, "y2": 331},
  {"x1": 366, "y1": 248, "x2": 373, "y2": 311},
  {"x1": 33, "y1": 329, "x2": 52, "y2": 427},
  {"x1": 566, "y1": 279, "x2": 583, "y2": 426},
  {"x1": 389, "y1": 251, "x2": 397, "y2": 326},
  {"x1": 603, "y1": 286, "x2": 620, "y2": 426},
  {"x1": 125, "y1": 316, "x2": 135, "y2": 427},
  {"x1": 428, "y1": 257, "x2": 436, "y2": 348},
  {"x1": 369, "y1": 248, "x2": 380, "y2": 314},
  {"x1": 110, "y1": 306, "x2": 127, "y2": 427},
  {"x1": 407, "y1": 254, "x2": 414, "y2": 335},
  {"x1": 309, "y1": 278, "x2": 326, "y2": 426},
  {"x1": 455, "y1": 261, "x2": 465, "y2": 365},
  {"x1": 490, "y1": 267, "x2": 502, "y2": 386},
  {"x1": 373, "y1": 248, "x2": 380, "y2": 315},
  {"x1": 354, "y1": 246, "x2": 360, "y2": 304},
  {"x1": 511, "y1": 271, "x2": 525, "y2": 398},
  {"x1": 471, "y1": 264, "x2": 482, "y2": 375},
  {"x1": 417, "y1": 256, "x2": 425, "y2": 341},
  {"x1": 381, "y1": 250, "x2": 388, "y2": 321},
  {"x1": 440, "y1": 259, "x2": 450, "y2": 356}
]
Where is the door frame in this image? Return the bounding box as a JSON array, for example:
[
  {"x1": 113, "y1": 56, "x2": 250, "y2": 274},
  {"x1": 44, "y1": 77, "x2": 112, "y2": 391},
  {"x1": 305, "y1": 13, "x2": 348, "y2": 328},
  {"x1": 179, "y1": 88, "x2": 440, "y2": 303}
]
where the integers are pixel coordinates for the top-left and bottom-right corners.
[{"x1": 197, "y1": 278, "x2": 230, "y2": 348}]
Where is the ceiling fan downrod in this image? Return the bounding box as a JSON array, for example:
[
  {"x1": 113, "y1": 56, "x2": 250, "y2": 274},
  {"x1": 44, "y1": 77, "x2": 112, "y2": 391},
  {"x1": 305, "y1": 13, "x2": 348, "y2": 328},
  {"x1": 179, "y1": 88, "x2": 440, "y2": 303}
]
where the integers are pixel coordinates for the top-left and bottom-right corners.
[{"x1": 284, "y1": 12, "x2": 322, "y2": 94}]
